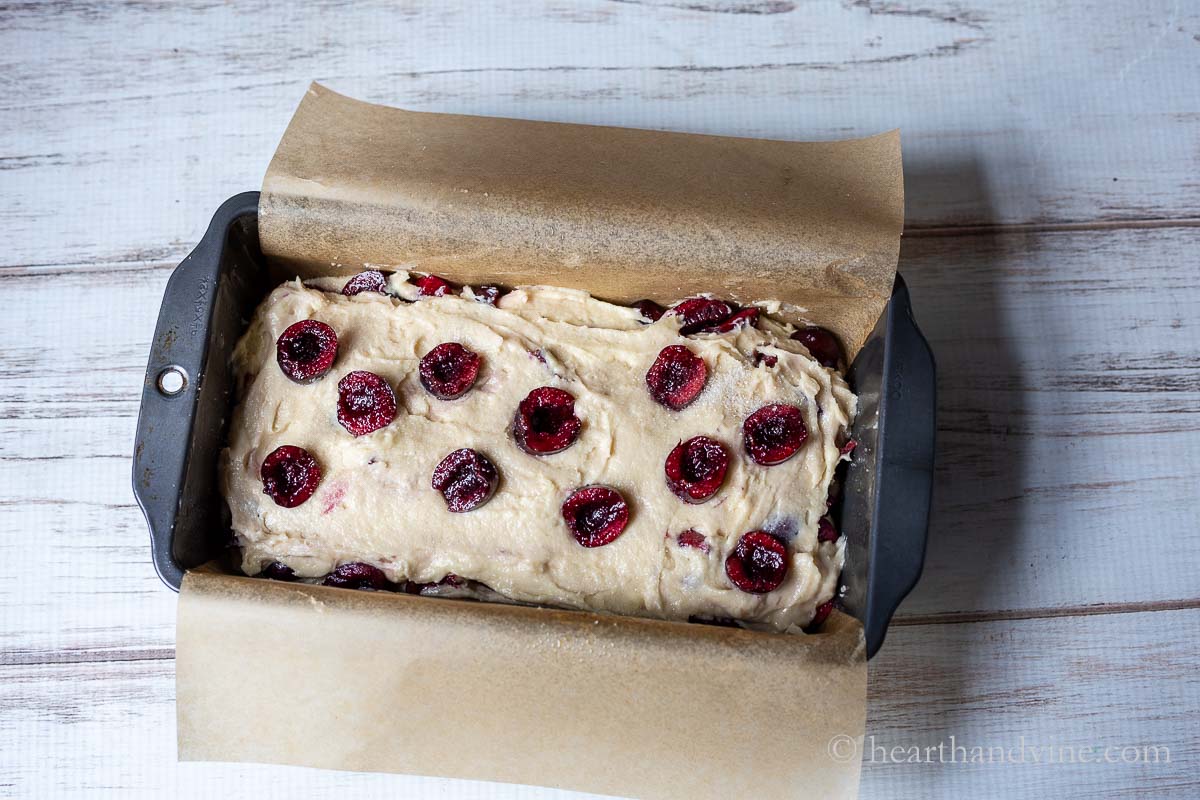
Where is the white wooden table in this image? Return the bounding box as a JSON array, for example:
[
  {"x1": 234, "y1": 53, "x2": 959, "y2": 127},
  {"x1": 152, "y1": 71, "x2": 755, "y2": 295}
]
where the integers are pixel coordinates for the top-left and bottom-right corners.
[{"x1": 2, "y1": 2, "x2": 1197, "y2": 797}]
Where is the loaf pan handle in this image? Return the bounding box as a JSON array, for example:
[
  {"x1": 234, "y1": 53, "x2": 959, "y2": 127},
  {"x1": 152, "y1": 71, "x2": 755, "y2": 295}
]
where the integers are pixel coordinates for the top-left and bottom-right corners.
[
  {"x1": 864, "y1": 275, "x2": 937, "y2": 656},
  {"x1": 132, "y1": 192, "x2": 260, "y2": 590}
]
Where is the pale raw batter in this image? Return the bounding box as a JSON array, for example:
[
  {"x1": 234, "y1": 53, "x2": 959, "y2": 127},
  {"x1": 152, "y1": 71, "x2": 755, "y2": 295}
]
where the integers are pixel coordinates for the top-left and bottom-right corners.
[{"x1": 221, "y1": 277, "x2": 855, "y2": 630}]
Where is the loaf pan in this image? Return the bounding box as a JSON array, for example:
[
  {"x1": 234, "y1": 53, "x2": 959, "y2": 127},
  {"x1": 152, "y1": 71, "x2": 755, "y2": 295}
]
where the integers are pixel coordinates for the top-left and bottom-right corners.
[{"x1": 132, "y1": 192, "x2": 936, "y2": 657}]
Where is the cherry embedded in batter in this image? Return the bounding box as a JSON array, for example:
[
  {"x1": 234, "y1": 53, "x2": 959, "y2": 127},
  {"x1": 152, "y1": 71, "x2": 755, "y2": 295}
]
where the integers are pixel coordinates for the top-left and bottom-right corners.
[
  {"x1": 791, "y1": 326, "x2": 844, "y2": 370},
  {"x1": 403, "y1": 574, "x2": 466, "y2": 594},
  {"x1": 342, "y1": 270, "x2": 388, "y2": 296},
  {"x1": 753, "y1": 350, "x2": 778, "y2": 368},
  {"x1": 646, "y1": 345, "x2": 708, "y2": 411},
  {"x1": 276, "y1": 320, "x2": 338, "y2": 383},
  {"x1": 413, "y1": 274, "x2": 455, "y2": 297},
  {"x1": 513, "y1": 387, "x2": 582, "y2": 455},
  {"x1": 725, "y1": 531, "x2": 789, "y2": 594},
  {"x1": 807, "y1": 600, "x2": 835, "y2": 632},
  {"x1": 472, "y1": 284, "x2": 506, "y2": 305},
  {"x1": 260, "y1": 445, "x2": 322, "y2": 508},
  {"x1": 713, "y1": 307, "x2": 760, "y2": 333},
  {"x1": 743, "y1": 403, "x2": 808, "y2": 466},
  {"x1": 562, "y1": 486, "x2": 630, "y2": 548},
  {"x1": 633, "y1": 299, "x2": 666, "y2": 322},
  {"x1": 676, "y1": 529, "x2": 710, "y2": 552},
  {"x1": 322, "y1": 562, "x2": 389, "y2": 590},
  {"x1": 817, "y1": 517, "x2": 839, "y2": 543},
  {"x1": 664, "y1": 436, "x2": 729, "y2": 503},
  {"x1": 419, "y1": 342, "x2": 482, "y2": 400},
  {"x1": 432, "y1": 448, "x2": 499, "y2": 512},
  {"x1": 337, "y1": 371, "x2": 397, "y2": 436},
  {"x1": 670, "y1": 297, "x2": 735, "y2": 335},
  {"x1": 260, "y1": 561, "x2": 297, "y2": 581}
]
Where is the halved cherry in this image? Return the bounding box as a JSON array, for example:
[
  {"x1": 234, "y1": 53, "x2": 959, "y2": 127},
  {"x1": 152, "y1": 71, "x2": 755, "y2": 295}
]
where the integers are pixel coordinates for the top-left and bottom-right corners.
[
  {"x1": 806, "y1": 600, "x2": 835, "y2": 632},
  {"x1": 646, "y1": 345, "x2": 707, "y2": 411},
  {"x1": 432, "y1": 448, "x2": 499, "y2": 512},
  {"x1": 413, "y1": 274, "x2": 455, "y2": 297},
  {"x1": 633, "y1": 299, "x2": 666, "y2": 322},
  {"x1": 472, "y1": 285, "x2": 506, "y2": 305},
  {"x1": 260, "y1": 445, "x2": 322, "y2": 508},
  {"x1": 791, "y1": 326, "x2": 844, "y2": 370},
  {"x1": 419, "y1": 342, "x2": 482, "y2": 400},
  {"x1": 342, "y1": 270, "x2": 388, "y2": 296},
  {"x1": 817, "y1": 517, "x2": 839, "y2": 543},
  {"x1": 664, "y1": 436, "x2": 729, "y2": 503},
  {"x1": 260, "y1": 562, "x2": 297, "y2": 581},
  {"x1": 322, "y1": 562, "x2": 389, "y2": 590},
  {"x1": 725, "y1": 531, "x2": 789, "y2": 594},
  {"x1": 670, "y1": 298, "x2": 734, "y2": 335},
  {"x1": 713, "y1": 307, "x2": 760, "y2": 333},
  {"x1": 337, "y1": 371, "x2": 397, "y2": 436},
  {"x1": 743, "y1": 404, "x2": 808, "y2": 466},
  {"x1": 513, "y1": 387, "x2": 582, "y2": 455},
  {"x1": 276, "y1": 320, "x2": 338, "y2": 383},
  {"x1": 562, "y1": 486, "x2": 629, "y2": 548}
]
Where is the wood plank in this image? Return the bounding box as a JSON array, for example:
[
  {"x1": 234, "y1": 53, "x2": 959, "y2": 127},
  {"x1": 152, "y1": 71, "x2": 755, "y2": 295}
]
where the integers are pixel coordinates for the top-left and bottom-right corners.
[
  {"x1": 1, "y1": 0, "x2": 1199, "y2": 269},
  {"x1": 864, "y1": 609, "x2": 1200, "y2": 799},
  {"x1": 1, "y1": 610, "x2": 1195, "y2": 798},
  {"x1": 0, "y1": 224, "x2": 1196, "y2": 657},
  {"x1": 897, "y1": 224, "x2": 1200, "y2": 618}
]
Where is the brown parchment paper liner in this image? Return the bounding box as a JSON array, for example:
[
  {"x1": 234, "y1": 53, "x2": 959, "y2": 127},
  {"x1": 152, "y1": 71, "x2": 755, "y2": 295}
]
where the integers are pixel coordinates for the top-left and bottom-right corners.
[
  {"x1": 179, "y1": 83, "x2": 903, "y2": 798},
  {"x1": 259, "y1": 83, "x2": 902, "y2": 357},
  {"x1": 179, "y1": 570, "x2": 867, "y2": 799}
]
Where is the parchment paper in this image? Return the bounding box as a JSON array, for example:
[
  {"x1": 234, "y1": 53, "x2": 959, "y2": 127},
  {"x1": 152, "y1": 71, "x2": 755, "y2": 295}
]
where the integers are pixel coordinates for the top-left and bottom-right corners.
[
  {"x1": 178, "y1": 83, "x2": 904, "y2": 798},
  {"x1": 179, "y1": 570, "x2": 866, "y2": 799},
  {"x1": 259, "y1": 83, "x2": 902, "y2": 356}
]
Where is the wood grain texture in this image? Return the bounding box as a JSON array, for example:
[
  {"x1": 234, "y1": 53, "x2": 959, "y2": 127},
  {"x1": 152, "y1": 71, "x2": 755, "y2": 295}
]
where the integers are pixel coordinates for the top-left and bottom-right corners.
[
  {"x1": 0, "y1": 224, "x2": 1196, "y2": 659},
  {"x1": 1, "y1": 0, "x2": 1199, "y2": 269},
  {"x1": 3, "y1": 2, "x2": 1199, "y2": 797},
  {"x1": 1, "y1": 610, "x2": 1196, "y2": 799}
]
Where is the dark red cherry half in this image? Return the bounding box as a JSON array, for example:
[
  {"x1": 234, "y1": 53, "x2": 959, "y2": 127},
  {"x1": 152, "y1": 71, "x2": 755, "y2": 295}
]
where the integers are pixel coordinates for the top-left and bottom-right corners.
[
  {"x1": 743, "y1": 404, "x2": 808, "y2": 466},
  {"x1": 725, "y1": 531, "x2": 789, "y2": 594},
  {"x1": 413, "y1": 274, "x2": 455, "y2": 297},
  {"x1": 472, "y1": 285, "x2": 506, "y2": 305},
  {"x1": 322, "y1": 562, "x2": 389, "y2": 590},
  {"x1": 670, "y1": 298, "x2": 735, "y2": 335},
  {"x1": 633, "y1": 299, "x2": 666, "y2": 322},
  {"x1": 513, "y1": 387, "x2": 582, "y2": 455},
  {"x1": 342, "y1": 270, "x2": 388, "y2": 296},
  {"x1": 713, "y1": 307, "x2": 760, "y2": 333},
  {"x1": 806, "y1": 600, "x2": 835, "y2": 632},
  {"x1": 337, "y1": 371, "x2": 397, "y2": 436},
  {"x1": 562, "y1": 486, "x2": 629, "y2": 548},
  {"x1": 432, "y1": 448, "x2": 499, "y2": 512},
  {"x1": 419, "y1": 342, "x2": 482, "y2": 400},
  {"x1": 791, "y1": 326, "x2": 845, "y2": 370},
  {"x1": 260, "y1": 562, "x2": 297, "y2": 581},
  {"x1": 664, "y1": 436, "x2": 729, "y2": 503},
  {"x1": 646, "y1": 345, "x2": 707, "y2": 411},
  {"x1": 260, "y1": 445, "x2": 322, "y2": 508},
  {"x1": 276, "y1": 320, "x2": 338, "y2": 383}
]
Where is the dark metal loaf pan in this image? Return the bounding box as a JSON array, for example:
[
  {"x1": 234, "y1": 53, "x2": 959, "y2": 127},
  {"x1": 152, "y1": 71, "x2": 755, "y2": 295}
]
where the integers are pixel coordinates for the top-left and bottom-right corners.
[{"x1": 132, "y1": 192, "x2": 936, "y2": 658}]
